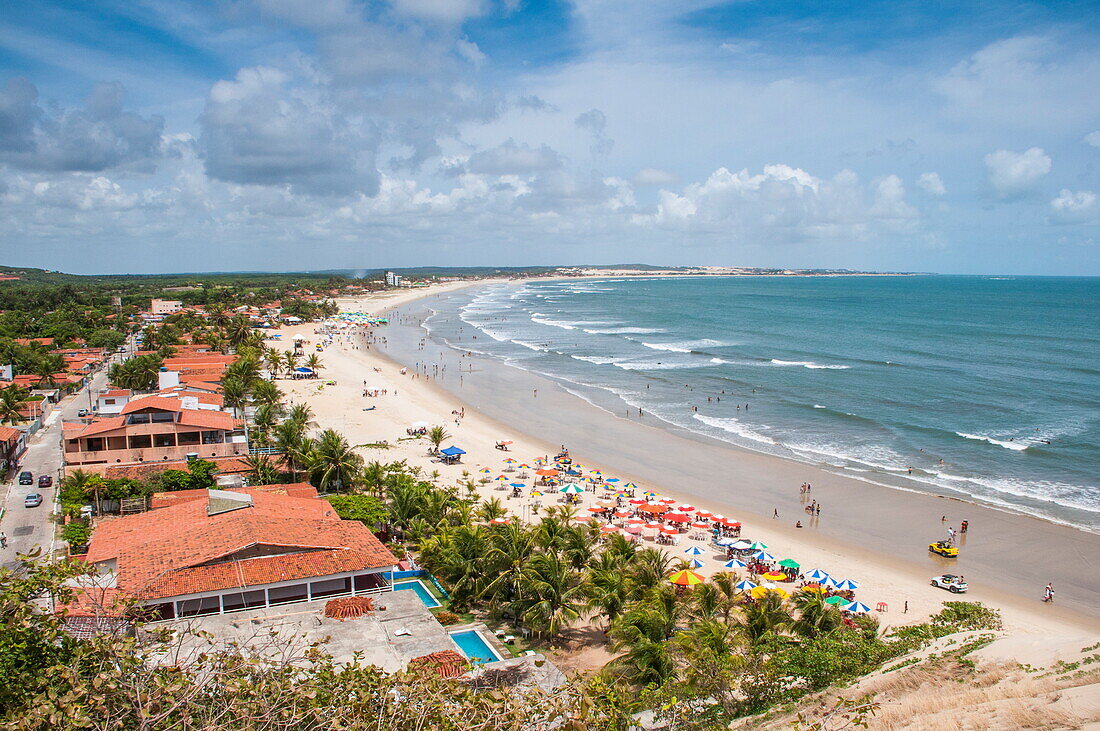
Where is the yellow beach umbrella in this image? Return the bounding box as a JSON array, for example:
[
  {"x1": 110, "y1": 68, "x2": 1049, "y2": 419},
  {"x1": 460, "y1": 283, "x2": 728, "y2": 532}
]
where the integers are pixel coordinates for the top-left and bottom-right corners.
[{"x1": 668, "y1": 569, "x2": 705, "y2": 586}]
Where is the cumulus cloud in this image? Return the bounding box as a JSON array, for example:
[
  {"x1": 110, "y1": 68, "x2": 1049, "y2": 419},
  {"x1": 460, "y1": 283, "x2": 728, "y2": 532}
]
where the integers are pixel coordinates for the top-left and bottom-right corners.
[
  {"x1": 0, "y1": 78, "x2": 164, "y2": 173},
  {"x1": 1049, "y1": 189, "x2": 1098, "y2": 224},
  {"x1": 984, "y1": 147, "x2": 1051, "y2": 198},
  {"x1": 633, "y1": 168, "x2": 677, "y2": 185},
  {"x1": 633, "y1": 164, "x2": 917, "y2": 242},
  {"x1": 575, "y1": 109, "x2": 614, "y2": 156},
  {"x1": 917, "y1": 172, "x2": 946, "y2": 196},
  {"x1": 198, "y1": 66, "x2": 378, "y2": 197},
  {"x1": 1086, "y1": 131, "x2": 1100, "y2": 147},
  {"x1": 465, "y1": 139, "x2": 563, "y2": 175}
]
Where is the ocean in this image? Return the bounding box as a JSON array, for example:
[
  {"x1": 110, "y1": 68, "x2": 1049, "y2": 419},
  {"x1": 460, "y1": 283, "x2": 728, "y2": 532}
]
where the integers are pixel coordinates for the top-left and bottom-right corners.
[{"x1": 418, "y1": 276, "x2": 1100, "y2": 532}]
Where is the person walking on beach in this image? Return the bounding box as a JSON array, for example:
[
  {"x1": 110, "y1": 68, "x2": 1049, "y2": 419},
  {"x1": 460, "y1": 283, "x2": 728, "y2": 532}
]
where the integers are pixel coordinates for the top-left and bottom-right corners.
[
  {"x1": 0, "y1": 531, "x2": 6, "y2": 549},
  {"x1": 1043, "y1": 583, "x2": 1055, "y2": 603},
  {"x1": 773, "y1": 508, "x2": 779, "y2": 519}
]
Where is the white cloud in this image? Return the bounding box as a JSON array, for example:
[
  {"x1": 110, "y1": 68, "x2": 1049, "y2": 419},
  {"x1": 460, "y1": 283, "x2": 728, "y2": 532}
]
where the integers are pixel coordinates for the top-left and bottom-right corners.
[
  {"x1": 984, "y1": 147, "x2": 1051, "y2": 198},
  {"x1": 388, "y1": 0, "x2": 486, "y2": 24},
  {"x1": 1086, "y1": 131, "x2": 1100, "y2": 147},
  {"x1": 1049, "y1": 189, "x2": 1098, "y2": 224},
  {"x1": 574, "y1": 109, "x2": 613, "y2": 157},
  {"x1": 465, "y1": 139, "x2": 563, "y2": 175},
  {"x1": 633, "y1": 168, "x2": 677, "y2": 185},
  {"x1": 917, "y1": 172, "x2": 946, "y2": 196}
]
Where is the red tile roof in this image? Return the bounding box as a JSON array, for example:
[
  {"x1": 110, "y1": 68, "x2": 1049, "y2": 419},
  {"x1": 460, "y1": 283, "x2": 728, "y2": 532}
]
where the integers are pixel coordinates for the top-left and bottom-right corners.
[
  {"x1": 150, "y1": 482, "x2": 311, "y2": 510},
  {"x1": 120, "y1": 396, "x2": 182, "y2": 414},
  {"x1": 79, "y1": 455, "x2": 264, "y2": 482},
  {"x1": 0, "y1": 425, "x2": 22, "y2": 443},
  {"x1": 83, "y1": 489, "x2": 395, "y2": 602}
]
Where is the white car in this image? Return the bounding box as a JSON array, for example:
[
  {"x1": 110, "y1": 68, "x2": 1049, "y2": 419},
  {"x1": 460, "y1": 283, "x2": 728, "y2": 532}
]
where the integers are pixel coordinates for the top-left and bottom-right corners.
[{"x1": 931, "y1": 574, "x2": 968, "y2": 593}]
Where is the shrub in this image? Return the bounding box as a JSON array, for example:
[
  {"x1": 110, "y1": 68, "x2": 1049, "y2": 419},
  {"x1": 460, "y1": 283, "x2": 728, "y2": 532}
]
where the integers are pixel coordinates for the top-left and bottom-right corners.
[
  {"x1": 432, "y1": 610, "x2": 462, "y2": 626},
  {"x1": 60, "y1": 521, "x2": 91, "y2": 550}
]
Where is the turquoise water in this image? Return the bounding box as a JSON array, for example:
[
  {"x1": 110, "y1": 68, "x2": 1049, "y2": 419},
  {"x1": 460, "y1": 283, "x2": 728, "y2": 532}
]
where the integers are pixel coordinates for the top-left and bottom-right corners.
[
  {"x1": 393, "y1": 580, "x2": 441, "y2": 608},
  {"x1": 422, "y1": 276, "x2": 1100, "y2": 530},
  {"x1": 450, "y1": 630, "x2": 503, "y2": 664}
]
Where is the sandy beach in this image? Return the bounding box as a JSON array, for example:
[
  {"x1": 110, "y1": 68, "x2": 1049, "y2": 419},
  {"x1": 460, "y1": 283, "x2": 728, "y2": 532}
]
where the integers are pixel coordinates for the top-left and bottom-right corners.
[{"x1": 273, "y1": 282, "x2": 1099, "y2": 646}]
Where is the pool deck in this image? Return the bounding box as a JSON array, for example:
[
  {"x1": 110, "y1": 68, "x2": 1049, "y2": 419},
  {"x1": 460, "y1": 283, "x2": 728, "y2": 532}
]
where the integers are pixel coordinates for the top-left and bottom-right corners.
[{"x1": 161, "y1": 590, "x2": 458, "y2": 673}]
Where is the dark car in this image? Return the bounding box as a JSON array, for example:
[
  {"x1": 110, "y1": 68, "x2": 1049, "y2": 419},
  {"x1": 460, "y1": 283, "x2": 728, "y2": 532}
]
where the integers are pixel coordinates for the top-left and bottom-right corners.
[
  {"x1": 77, "y1": 408, "x2": 89, "y2": 417},
  {"x1": 38, "y1": 474, "x2": 53, "y2": 488},
  {"x1": 18, "y1": 471, "x2": 33, "y2": 485}
]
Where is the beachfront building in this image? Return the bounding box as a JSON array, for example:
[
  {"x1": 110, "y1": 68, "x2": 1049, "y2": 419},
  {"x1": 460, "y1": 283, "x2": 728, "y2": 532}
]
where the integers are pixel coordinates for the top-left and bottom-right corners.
[
  {"x1": 71, "y1": 485, "x2": 397, "y2": 620},
  {"x1": 62, "y1": 394, "x2": 246, "y2": 465},
  {"x1": 95, "y1": 388, "x2": 132, "y2": 415},
  {"x1": 385, "y1": 271, "x2": 402, "y2": 287}
]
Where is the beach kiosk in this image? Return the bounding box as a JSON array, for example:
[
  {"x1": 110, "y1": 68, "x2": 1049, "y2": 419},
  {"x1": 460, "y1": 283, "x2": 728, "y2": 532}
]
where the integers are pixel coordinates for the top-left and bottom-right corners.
[{"x1": 439, "y1": 446, "x2": 466, "y2": 465}]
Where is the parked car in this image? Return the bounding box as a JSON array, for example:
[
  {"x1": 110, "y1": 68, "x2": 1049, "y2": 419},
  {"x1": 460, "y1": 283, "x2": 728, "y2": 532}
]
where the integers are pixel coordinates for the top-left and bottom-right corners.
[
  {"x1": 18, "y1": 471, "x2": 33, "y2": 485},
  {"x1": 77, "y1": 408, "x2": 89, "y2": 417},
  {"x1": 24, "y1": 493, "x2": 42, "y2": 508},
  {"x1": 928, "y1": 541, "x2": 959, "y2": 558},
  {"x1": 931, "y1": 574, "x2": 968, "y2": 593},
  {"x1": 38, "y1": 474, "x2": 53, "y2": 488}
]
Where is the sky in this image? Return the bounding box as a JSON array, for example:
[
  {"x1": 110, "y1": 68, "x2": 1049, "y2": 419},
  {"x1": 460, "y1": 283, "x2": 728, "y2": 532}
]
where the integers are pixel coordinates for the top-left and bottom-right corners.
[{"x1": 0, "y1": 0, "x2": 1098, "y2": 275}]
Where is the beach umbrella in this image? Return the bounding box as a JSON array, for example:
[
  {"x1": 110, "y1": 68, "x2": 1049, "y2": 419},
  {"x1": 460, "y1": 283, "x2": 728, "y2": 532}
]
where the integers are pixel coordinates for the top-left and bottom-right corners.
[
  {"x1": 625, "y1": 524, "x2": 643, "y2": 534},
  {"x1": 778, "y1": 559, "x2": 801, "y2": 570},
  {"x1": 529, "y1": 490, "x2": 543, "y2": 497},
  {"x1": 715, "y1": 537, "x2": 737, "y2": 547},
  {"x1": 752, "y1": 586, "x2": 790, "y2": 599},
  {"x1": 479, "y1": 468, "x2": 492, "y2": 474},
  {"x1": 725, "y1": 559, "x2": 748, "y2": 569},
  {"x1": 643, "y1": 490, "x2": 656, "y2": 497},
  {"x1": 600, "y1": 523, "x2": 620, "y2": 534},
  {"x1": 496, "y1": 475, "x2": 508, "y2": 481},
  {"x1": 668, "y1": 570, "x2": 705, "y2": 586},
  {"x1": 639, "y1": 503, "x2": 666, "y2": 515},
  {"x1": 749, "y1": 541, "x2": 768, "y2": 551},
  {"x1": 489, "y1": 518, "x2": 510, "y2": 525},
  {"x1": 734, "y1": 580, "x2": 758, "y2": 592},
  {"x1": 710, "y1": 514, "x2": 725, "y2": 521},
  {"x1": 731, "y1": 540, "x2": 752, "y2": 550},
  {"x1": 717, "y1": 518, "x2": 742, "y2": 528},
  {"x1": 625, "y1": 518, "x2": 645, "y2": 525},
  {"x1": 694, "y1": 510, "x2": 713, "y2": 519},
  {"x1": 518, "y1": 464, "x2": 530, "y2": 469},
  {"x1": 824, "y1": 595, "x2": 847, "y2": 605},
  {"x1": 596, "y1": 499, "x2": 616, "y2": 508},
  {"x1": 801, "y1": 584, "x2": 825, "y2": 594},
  {"x1": 623, "y1": 482, "x2": 638, "y2": 491},
  {"x1": 587, "y1": 506, "x2": 605, "y2": 513},
  {"x1": 845, "y1": 601, "x2": 871, "y2": 614},
  {"x1": 678, "y1": 504, "x2": 696, "y2": 512},
  {"x1": 590, "y1": 469, "x2": 602, "y2": 476},
  {"x1": 646, "y1": 521, "x2": 662, "y2": 530},
  {"x1": 660, "y1": 526, "x2": 679, "y2": 535},
  {"x1": 833, "y1": 579, "x2": 860, "y2": 591},
  {"x1": 665, "y1": 513, "x2": 691, "y2": 524},
  {"x1": 536, "y1": 468, "x2": 560, "y2": 477},
  {"x1": 503, "y1": 458, "x2": 516, "y2": 464},
  {"x1": 761, "y1": 571, "x2": 787, "y2": 581},
  {"x1": 684, "y1": 545, "x2": 706, "y2": 556},
  {"x1": 804, "y1": 569, "x2": 831, "y2": 582},
  {"x1": 572, "y1": 516, "x2": 591, "y2": 522},
  {"x1": 659, "y1": 498, "x2": 677, "y2": 505},
  {"x1": 605, "y1": 477, "x2": 621, "y2": 484},
  {"x1": 687, "y1": 558, "x2": 705, "y2": 569},
  {"x1": 752, "y1": 551, "x2": 777, "y2": 562},
  {"x1": 628, "y1": 498, "x2": 646, "y2": 505},
  {"x1": 509, "y1": 483, "x2": 525, "y2": 489},
  {"x1": 614, "y1": 510, "x2": 632, "y2": 518},
  {"x1": 559, "y1": 484, "x2": 584, "y2": 494},
  {"x1": 691, "y1": 522, "x2": 712, "y2": 530}
]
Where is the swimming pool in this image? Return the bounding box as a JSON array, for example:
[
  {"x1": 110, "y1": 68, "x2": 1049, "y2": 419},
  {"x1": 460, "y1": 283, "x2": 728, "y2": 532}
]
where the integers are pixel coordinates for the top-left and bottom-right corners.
[
  {"x1": 450, "y1": 630, "x2": 503, "y2": 664},
  {"x1": 393, "y1": 580, "x2": 441, "y2": 608}
]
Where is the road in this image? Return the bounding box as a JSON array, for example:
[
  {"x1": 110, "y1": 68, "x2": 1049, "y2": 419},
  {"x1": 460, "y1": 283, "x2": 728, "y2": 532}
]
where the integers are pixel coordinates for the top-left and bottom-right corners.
[{"x1": 0, "y1": 346, "x2": 127, "y2": 571}]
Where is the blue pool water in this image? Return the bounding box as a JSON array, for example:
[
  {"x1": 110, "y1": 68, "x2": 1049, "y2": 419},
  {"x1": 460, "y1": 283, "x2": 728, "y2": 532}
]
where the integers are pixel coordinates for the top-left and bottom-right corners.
[
  {"x1": 450, "y1": 630, "x2": 503, "y2": 664},
  {"x1": 393, "y1": 580, "x2": 441, "y2": 608}
]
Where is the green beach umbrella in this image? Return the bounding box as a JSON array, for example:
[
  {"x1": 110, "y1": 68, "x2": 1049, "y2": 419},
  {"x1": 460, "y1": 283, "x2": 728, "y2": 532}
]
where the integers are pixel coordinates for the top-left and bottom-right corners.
[
  {"x1": 559, "y1": 484, "x2": 584, "y2": 494},
  {"x1": 749, "y1": 541, "x2": 768, "y2": 551},
  {"x1": 778, "y1": 558, "x2": 800, "y2": 569},
  {"x1": 824, "y1": 595, "x2": 847, "y2": 605}
]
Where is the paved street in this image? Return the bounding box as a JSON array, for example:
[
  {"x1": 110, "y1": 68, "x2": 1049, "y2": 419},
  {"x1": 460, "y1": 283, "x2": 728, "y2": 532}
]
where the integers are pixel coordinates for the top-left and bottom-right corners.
[{"x1": 0, "y1": 347, "x2": 127, "y2": 571}]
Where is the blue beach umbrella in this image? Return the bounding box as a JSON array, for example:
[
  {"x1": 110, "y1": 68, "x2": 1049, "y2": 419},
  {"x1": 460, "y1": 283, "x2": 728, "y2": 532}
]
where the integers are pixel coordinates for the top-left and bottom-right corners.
[
  {"x1": 687, "y1": 558, "x2": 705, "y2": 569},
  {"x1": 734, "y1": 580, "x2": 758, "y2": 592},
  {"x1": 724, "y1": 559, "x2": 748, "y2": 569},
  {"x1": 509, "y1": 483, "x2": 526, "y2": 489},
  {"x1": 622, "y1": 482, "x2": 638, "y2": 491},
  {"x1": 833, "y1": 579, "x2": 860, "y2": 591},
  {"x1": 604, "y1": 477, "x2": 620, "y2": 484},
  {"x1": 684, "y1": 545, "x2": 706, "y2": 556},
  {"x1": 844, "y1": 601, "x2": 871, "y2": 614},
  {"x1": 804, "y1": 568, "x2": 831, "y2": 582},
  {"x1": 752, "y1": 551, "x2": 777, "y2": 563}
]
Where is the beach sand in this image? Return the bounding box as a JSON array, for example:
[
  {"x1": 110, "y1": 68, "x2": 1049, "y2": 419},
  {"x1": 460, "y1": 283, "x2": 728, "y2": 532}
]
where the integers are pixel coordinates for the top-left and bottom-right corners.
[{"x1": 273, "y1": 282, "x2": 1099, "y2": 645}]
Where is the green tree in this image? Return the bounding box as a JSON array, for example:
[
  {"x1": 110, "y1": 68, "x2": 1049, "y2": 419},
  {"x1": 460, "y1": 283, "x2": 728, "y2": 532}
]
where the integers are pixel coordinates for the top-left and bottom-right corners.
[
  {"x1": 306, "y1": 429, "x2": 363, "y2": 492},
  {"x1": 516, "y1": 552, "x2": 586, "y2": 639},
  {"x1": 0, "y1": 386, "x2": 28, "y2": 424},
  {"x1": 427, "y1": 425, "x2": 449, "y2": 454},
  {"x1": 324, "y1": 494, "x2": 389, "y2": 526}
]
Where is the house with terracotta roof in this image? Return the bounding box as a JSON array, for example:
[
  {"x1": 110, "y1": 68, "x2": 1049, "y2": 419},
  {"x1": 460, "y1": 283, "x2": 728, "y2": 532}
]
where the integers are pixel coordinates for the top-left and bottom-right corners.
[
  {"x1": 96, "y1": 388, "x2": 132, "y2": 414},
  {"x1": 63, "y1": 393, "x2": 247, "y2": 465},
  {"x1": 0, "y1": 425, "x2": 27, "y2": 473},
  {"x1": 72, "y1": 486, "x2": 397, "y2": 620}
]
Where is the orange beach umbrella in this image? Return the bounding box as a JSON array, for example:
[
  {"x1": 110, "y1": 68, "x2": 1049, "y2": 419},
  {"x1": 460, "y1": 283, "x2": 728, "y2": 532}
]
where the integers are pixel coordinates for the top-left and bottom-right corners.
[{"x1": 668, "y1": 569, "x2": 705, "y2": 586}]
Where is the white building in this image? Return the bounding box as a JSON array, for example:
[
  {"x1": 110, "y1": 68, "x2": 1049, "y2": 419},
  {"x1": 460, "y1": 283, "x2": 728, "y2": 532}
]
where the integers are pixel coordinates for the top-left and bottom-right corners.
[{"x1": 385, "y1": 271, "x2": 402, "y2": 287}]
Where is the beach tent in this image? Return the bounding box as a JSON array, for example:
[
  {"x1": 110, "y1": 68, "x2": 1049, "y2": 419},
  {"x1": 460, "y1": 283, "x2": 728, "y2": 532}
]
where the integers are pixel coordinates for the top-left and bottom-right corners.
[
  {"x1": 668, "y1": 570, "x2": 705, "y2": 586},
  {"x1": 844, "y1": 601, "x2": 871, "y2": 614},
  {"x1": 684, "y1": 546, "x2": 706, "y2": 556},
  {"x1": 440, "y1": 447, "x2": 466, "y2": 456}
]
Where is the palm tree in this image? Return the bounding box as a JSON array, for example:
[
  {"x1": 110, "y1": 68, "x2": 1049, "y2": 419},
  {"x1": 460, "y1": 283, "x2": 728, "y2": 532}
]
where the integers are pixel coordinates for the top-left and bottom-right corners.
[
  {"x1": 587, "y1": 560, "x2": 632, "y2": 629},
  {"x1": 738, "y1": 591, "x2": 792, "y2": 648},
  {"x1": 284, "y1": 402, "x2": 315, "y2": 428},
  {"x1": 221, "y1": 377, "x2": 250, "y2": 420},
  {"x1": 307, "y1": 428, "x2": 363, "y2": 492},
  {"x1": 250, "y1": 379, "x2": 283, "y2": 408},
  {"x1": 282, "y1": 350, "x2": 301, "y2": 377},
  {"x1": 226, "y1": 314, "x2": 255, "y2": 347},
  {"x1": 707, "y1": 571, "x2": 743, "y2": 623},
  {"x1": 263, "y1": 347, "x2": 284, "y2": 378},
  {"x1": 516, "y1": 552, "x2": 586, "y2": 639},
  {"x1": 426, "y1": 425, "x2": 449, "y2": 454},
  {"x1": 0, "y1": 386, "x2": 28, "y2": 425},
  {"x1": 562, "y1": 523, "x2": 598, "y2": 571},
  {"x1": 626, "y1": 548, "x2": 674, "y2": 600},
  {"x1": 360, "y1": 460, "x2": 389, "y2": 498},
  {"x1": 481, "y1": 522, "x2": 536, "y2": 606},
  {"x1": 420, "y1": 525, "x2": 489, "y2": 611},
  {"x1": 476, "y1": 497, "x2": 507, "y2": 523},
  {"x1": 608, "y1": 592, "x2": 682, "y2": 687},
  {"x1": 304, "y1": 353, "x2": 323, "y2": 373},
  {"x1": 250, "y1": 403, "x2": 279, "y2": 446},
  {"x1": 32, "y1": 360, "x2": 56, "y2": 387},
  {"x1": 243, "y1": 454, "x2": 281, "y2": 485},
  {"x1": 224, "y1": 356, "x2": 261, "y2": 389},
  {"x1": 791, "y1": 591, "x2": 843, "y2": 639},
  {"x1": 387, "y1": 477, "x2": 427, "y2": 531}
]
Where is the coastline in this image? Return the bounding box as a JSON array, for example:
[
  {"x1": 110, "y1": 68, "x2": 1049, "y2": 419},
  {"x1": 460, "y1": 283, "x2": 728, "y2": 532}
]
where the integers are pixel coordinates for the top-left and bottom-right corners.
[{"x1": 277, "y1": 282, "x2": 1100, "y2": 640}]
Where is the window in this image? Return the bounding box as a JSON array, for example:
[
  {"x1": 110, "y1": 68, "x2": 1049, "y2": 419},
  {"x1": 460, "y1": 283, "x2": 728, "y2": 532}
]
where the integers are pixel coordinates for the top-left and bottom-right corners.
[
  {"x1": 145, "y1": 602, "x2": 175, "y2": 621},
  {"x1": 104, "y1": 399, "x2": 116, "y2": 405},
  {"x1": 220, "y1": 590, "x2": 267, "y2": 612},
  {"x1": 309, "y1": 577, "x2": 351, "y2": 599},
  {"x1": 126, "y1": 414, "x2": 150, "y2": 424},
  {"x1": 127, "y1": 435, "x2": 152, "y2": 449},
  {"x1": 267, "y1": 584, "x2": 308, "y2": 606},
  {"x1": 354, "y1": 573, "x2": 387, "y2": 592},
  {"x1": 150, "y1": 411, "x2": 175, "y2": 423},
  {"x1": 178, "y1": 431, "x2": 200, "y2": 446},
  {"x1": 177, "y1": 596, "x2": 220, "y2": 617},
  {"x1": 153, "y1": 433, "x2": 175, "y2": 448},
  {"x1": 84, "y1": 437, "x2": 104, "y2": 452}
]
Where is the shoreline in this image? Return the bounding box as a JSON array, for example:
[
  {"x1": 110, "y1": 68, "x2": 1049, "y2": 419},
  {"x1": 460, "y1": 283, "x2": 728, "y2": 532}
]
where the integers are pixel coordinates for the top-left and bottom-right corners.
[{"x1": 277, "y1": 282, "x2": 1100, "y2": 640}]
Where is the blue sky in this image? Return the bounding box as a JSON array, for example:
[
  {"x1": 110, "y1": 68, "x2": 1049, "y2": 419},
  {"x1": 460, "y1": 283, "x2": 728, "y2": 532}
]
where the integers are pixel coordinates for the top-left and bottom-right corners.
[{"x1": 0, "y1": 0, "x2": 1097, "y2": 274}]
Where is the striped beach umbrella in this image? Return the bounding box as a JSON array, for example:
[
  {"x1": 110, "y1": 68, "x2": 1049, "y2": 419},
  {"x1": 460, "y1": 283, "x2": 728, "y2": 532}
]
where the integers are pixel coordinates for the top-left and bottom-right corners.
[
  {"x1": 734, "y1": 580, "x2": 757, "y2": 592},
  {"x1": 668, "y1": 569, "x2": 705, "y2": 586},
  {"x1": 684, "y1": 545, "x2": 706, "y2": 556},
  {"x1": 749, "y1": 541, "x2": 768, "y2": 551},
  {"x1": 844, "y1": 601, "x2": 871, "y2": 614},
  {"x1": 687, "y1": 558, "x2": 705, "y2": 569},
  {"x1": 479, "y1": 468, "x2": 492, "y2": 474},
  {"x1": 833, "y1": 579, "x2": 860, "y2": 591},
  {"x1": 623, "y1": 482, "x2": 638, "y2": 490},
  {"x1": 752, "y1": 551, "x2": 777, "y2": 563},
  {"x1": 559, "y1": 484, "x2": 584, "y2": 494},
  {"x1": 804, "y1": 569, "x2": 831, "y2": 582},
  {"x1": 724, "y1": 559, "x2": 748, "y2": 569}
]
